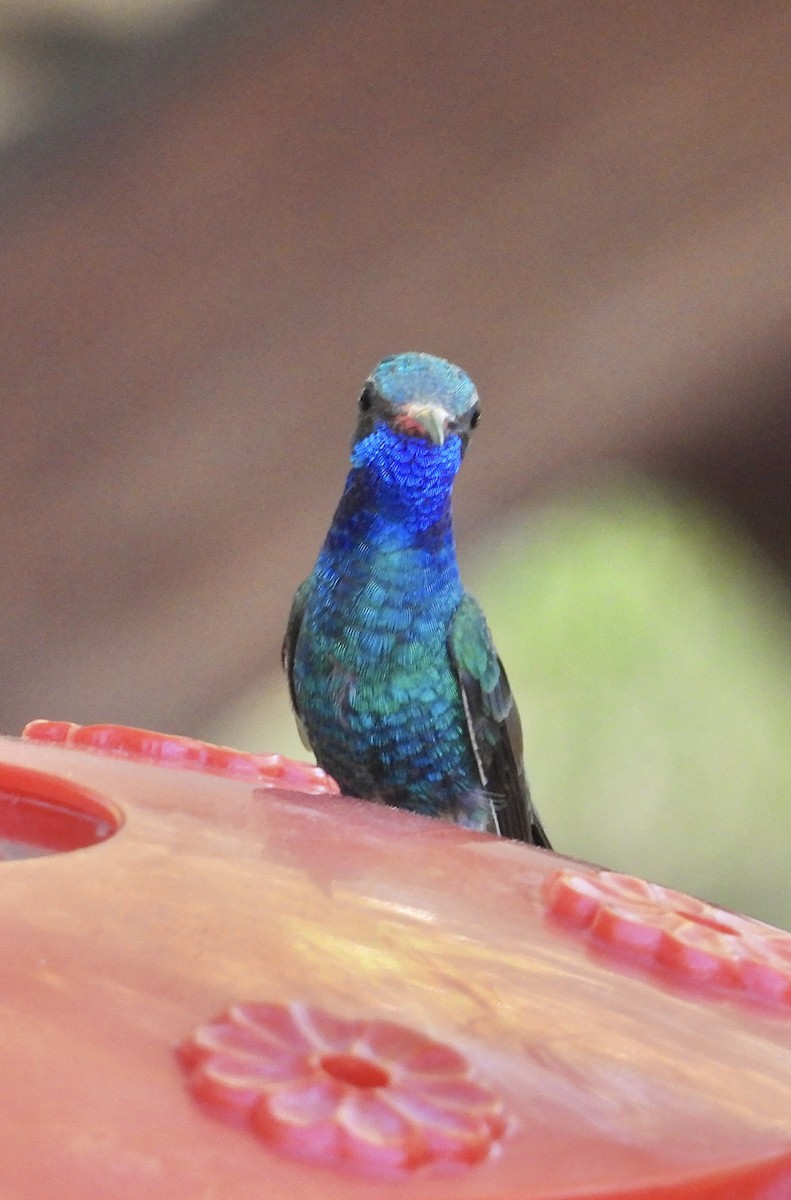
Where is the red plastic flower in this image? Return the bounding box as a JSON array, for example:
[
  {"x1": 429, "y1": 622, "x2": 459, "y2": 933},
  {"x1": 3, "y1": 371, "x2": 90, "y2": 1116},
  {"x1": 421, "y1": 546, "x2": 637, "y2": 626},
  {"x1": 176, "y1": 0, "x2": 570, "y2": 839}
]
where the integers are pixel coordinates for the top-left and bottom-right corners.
[
  {"x1": 543, "y1": 868, "x2": 791, "y2": 1008},
  {"x1": 22, "y1": 720, "x2": 338, "y2": 795},
  {"x1": 178, "y1": 1002, "x2": 506, "y2": 1173}
]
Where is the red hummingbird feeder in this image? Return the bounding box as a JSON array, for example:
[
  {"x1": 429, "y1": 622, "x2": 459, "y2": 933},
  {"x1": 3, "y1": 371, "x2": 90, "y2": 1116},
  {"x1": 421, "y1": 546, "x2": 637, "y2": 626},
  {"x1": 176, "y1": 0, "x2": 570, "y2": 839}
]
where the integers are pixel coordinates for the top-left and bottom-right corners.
[{"x1": 0, "y1": 718, "x2": 787, "y2": 1198}]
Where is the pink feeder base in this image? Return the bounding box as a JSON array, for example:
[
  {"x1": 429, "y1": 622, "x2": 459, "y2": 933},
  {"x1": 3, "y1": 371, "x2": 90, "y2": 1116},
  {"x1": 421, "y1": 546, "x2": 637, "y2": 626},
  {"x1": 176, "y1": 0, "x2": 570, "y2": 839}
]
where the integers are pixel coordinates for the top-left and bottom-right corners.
[{"x1": 0, "y1": 724, "x2": 788, "y2": 1198}]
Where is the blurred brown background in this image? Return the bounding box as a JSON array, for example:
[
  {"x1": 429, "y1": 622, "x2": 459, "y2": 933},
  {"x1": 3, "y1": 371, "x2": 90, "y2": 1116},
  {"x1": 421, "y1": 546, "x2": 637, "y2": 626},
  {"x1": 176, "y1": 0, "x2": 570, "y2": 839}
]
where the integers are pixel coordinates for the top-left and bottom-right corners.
[{"x1": 1, "y1": 1, "x2": 789, "y2": 922}]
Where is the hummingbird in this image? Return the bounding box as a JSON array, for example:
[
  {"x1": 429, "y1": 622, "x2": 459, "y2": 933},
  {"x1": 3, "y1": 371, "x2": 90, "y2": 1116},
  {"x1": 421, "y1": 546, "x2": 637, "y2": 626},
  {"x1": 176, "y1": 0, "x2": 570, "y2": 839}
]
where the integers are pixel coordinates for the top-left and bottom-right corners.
[{"x1": 283, "y1": 353, "x2": 550, "y2": 846}]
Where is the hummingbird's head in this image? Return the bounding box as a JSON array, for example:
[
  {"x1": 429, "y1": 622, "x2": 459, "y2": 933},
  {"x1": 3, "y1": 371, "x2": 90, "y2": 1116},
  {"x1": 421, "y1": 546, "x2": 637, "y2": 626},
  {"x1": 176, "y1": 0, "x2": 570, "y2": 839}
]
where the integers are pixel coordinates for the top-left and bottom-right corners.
[
  {"x1": 352, "y1": 352, "x2": 481, "y2": 454},
  {"x1": 348, "y1": 353, "x2": 480, "y2": 526}
]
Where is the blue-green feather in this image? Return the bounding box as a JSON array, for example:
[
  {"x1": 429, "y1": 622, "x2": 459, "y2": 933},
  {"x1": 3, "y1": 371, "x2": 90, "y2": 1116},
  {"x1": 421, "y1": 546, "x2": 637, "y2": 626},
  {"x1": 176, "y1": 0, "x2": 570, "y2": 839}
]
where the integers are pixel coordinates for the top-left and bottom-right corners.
[{"x1": 290, "y1": 426, "x2": 479, "y2": 817}]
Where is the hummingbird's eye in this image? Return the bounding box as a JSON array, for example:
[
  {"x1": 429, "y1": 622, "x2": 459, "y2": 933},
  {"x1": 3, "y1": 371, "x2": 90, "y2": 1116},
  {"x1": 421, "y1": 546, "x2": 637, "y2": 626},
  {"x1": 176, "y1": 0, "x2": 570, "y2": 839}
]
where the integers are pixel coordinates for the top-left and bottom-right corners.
[
  {"x1": 470, "y1": 407, "x2": 481, "y2": 429},
  {"x1": 359, "y1": 385, "x2": 374, "y2": 412}
]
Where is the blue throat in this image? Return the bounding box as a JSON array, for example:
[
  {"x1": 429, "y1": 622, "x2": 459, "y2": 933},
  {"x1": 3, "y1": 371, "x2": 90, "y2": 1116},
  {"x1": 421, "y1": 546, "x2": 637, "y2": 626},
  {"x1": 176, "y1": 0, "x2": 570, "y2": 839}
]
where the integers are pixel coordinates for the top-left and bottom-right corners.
[
  {"x1": 349, "y1": 423, "x2": 463, "y2": 532},
  {"x1": 319, "y1": 424, "x2": 463, "y2": 577}
]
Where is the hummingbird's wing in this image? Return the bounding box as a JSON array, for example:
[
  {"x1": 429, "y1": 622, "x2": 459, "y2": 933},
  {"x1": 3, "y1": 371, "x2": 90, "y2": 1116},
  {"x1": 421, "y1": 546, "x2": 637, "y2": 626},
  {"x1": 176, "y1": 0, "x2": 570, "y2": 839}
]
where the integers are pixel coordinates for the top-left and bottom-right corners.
[
  {"x1": 281, "y1": 577, "x2": 314, "y2": 753},
  {"x1": 448, "y1": 594, "x2": 551, "y2": 847}
]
